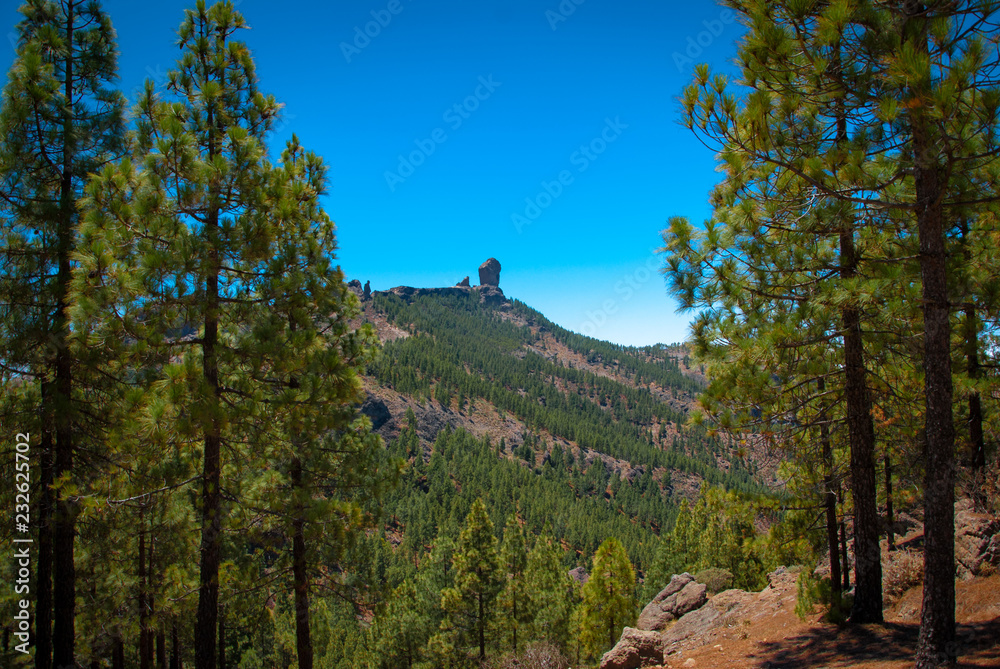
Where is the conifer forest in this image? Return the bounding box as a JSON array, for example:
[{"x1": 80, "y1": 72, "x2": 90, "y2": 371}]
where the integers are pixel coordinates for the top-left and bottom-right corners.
[{"x1": 2, "y1": 2, "x2": 999, "y2": 668}]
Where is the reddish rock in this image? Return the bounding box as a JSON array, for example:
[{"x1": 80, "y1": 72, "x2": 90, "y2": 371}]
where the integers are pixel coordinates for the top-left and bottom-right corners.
[
  {"x1": 637, "y1": 573, "x2": 706, "y2": 631},
  {"x1": 600, "y1": 627, "x2": 663, "y2": 669}
]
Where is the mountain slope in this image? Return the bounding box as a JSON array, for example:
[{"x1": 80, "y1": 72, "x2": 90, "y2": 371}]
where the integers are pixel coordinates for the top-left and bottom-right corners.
[{"x1": 352, "y1": 283, "x2": 769, "y2": 571}]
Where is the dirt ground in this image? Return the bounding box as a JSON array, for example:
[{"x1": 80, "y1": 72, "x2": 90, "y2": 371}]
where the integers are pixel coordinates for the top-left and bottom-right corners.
[{"x1": 654, "y1": 575, "x2": 1000, "y2": 669}]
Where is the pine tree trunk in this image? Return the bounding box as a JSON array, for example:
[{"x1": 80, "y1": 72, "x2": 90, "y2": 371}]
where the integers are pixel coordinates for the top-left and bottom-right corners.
[
  {"x1": 839, "y1": 493, "x2": 850, "y2": 591},
  {"x1": 113, "y1": 633, "x2": 125, "y2": 669},
  {"x1": 885, "y1": 455, "x2": 895, "y2": 552},
  {"x1": 291, "y1": 458, "x2": 313, "y2": 669},
  {"x1": 139, "y1": 518, "x2": 151, "y2": 669},
  {"x1": 170, "y1": 625, "x2": 180, "y2": 669},
  {"x1": 218, "y1": 611, "x2": 225, "y2": 669},
  {"x1": 157, "y1": 628, "x2": 167, "y2": 669},
  {"x1": 195, "y1": 110, "x2": 223, "y2": 669},
  {"x1": 840, "y1": 234, "x2": 883, "y2": 623},
  {"x1": 907, "y1": 6, "x2": 957, "y2": 666},
  {"x1": 480, "y1": 591, "x2": 487, "y2": 661},
  {"x1": 821, "y1": 410, "x2": 842, "y2": 598},
  {"x1": 53, "y1": 3, "x2": 79, "y2": 665},
  {"x1": 965, "y1": 303, "x2": 985, "y2": 512},
  {"x1": 37, "y1": 390, "x2": 53, "y2": 669}
]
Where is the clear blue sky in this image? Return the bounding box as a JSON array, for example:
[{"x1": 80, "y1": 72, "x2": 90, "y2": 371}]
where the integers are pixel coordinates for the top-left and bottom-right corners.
[{"x1": 1, "y1": 0, "x2": 744, "y2": 347}]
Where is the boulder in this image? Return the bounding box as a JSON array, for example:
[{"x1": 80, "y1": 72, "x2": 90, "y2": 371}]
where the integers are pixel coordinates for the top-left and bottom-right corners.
[
  {"x1": 478, "y1": 257, "x2": 501, "y2": 286},
  {"x1": 456, "y1": 276, "x2": 470, "y2": 287},
  {"x1": 636, "y1": 573, "x2": 706, "y2": 631},
  {"x1": 600, "y1": 627, "x2": 663, "y2": 669},
  {"x1": 569, "y1": 566, "x2": 589, "y2": 586}
]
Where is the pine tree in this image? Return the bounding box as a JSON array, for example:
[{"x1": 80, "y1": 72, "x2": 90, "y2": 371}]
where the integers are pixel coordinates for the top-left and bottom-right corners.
[
  {"x1": 440, "y1": 498, "x2": 503, "y2": 662},
  {"x1": 671, "y1": 1, "x2": 1000, "y2": 652},
  {"x1": 524, "y1": 528, "x2": 575, "y2": 651},
  {"x1": 0, "y1": 1, "x2": 125, "y2": 665},
  {"x1": 579, "y1": 537, "x2": 635, "y2": 658},
  {"x1": 232, "y1": 135, "x2": 393, "y2": 669},
  {"x1": 67, "y1": 2, "x2": 345, "y2": 666},
  {"x1": 496, "y1": 514, "x2": 530, "y2": 653}
]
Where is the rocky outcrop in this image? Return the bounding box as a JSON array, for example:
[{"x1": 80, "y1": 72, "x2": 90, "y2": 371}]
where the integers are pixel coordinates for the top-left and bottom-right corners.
[
  {"x1": 363, "y1": 280, "x2": 371, "y2": 300},
  {"x1": 457, "y1": 276, "x2": 470, "y2": 287},
  {"x1": 386, "y1": 286, "x2": 470, "y2": 300},
  {"x1": 347, "y1": 279, "x2": 363, "y2": 297},
  {"x1": 600, "y1": 628, "x2": 663, "y2": 669},
  {"x1": 361, "y1": 396, "x2": 391, "y2": 431},
  {"x1": 955, "y1": 500, "x2": 1000, "y2": 579},
  {"x1": 569, "y1": 566, "x2": 589, "y2": 586},
  {"x1": 636, "y1": 573, "x2": 707, "y2": 631},
  {"x1": 478, "y1": 284, "x2": 507, "y2": 306},
  {"x1": 479, "y1": 258, "x2": 501, "y2": 286}
]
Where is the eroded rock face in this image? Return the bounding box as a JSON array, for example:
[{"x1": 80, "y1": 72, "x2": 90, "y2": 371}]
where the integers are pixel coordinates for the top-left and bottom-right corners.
[
  {"x1": 955, "y1": 504, "x2": 1000, "y2": 579},
  {"x1": 347, "y1": 279, "x2": 363, "y2": 298},
  {"x1": 478, "y1": 284, "x2": 506, "y2": 306},
  {"x1": 363, "y1": 280, "x2": 371, "y2": 300},
  {"x1": 636, "y1": 573, "x2": 707, "y2": 631},
  {"x1": 457, "y1": 276, "x2": 470, "y2": 287},
  {"x1": 478, "y1": 258, "x2": 501, "y2": 286},
  {"x1": 360, "y1": 396, "x2": 391, "y2": 431},
  {"x1": 600, "y1": 628, "x2": 663, "y2": 669}
]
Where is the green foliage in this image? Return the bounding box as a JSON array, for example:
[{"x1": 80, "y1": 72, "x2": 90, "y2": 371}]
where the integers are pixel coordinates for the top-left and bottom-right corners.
[
  {"x1": 579, "y1": 537, "x2": 636, "y2": 659},
  {"x1": 795, "y1": 570, "x2": 851, "y2": 625},
  {"x1": 694, "y1": 567, "x2": 733, "y2": 595},
  {"x1": 524, "y1": 530, "x2": 576, "y2": 652},
  {"x1": 647, "y1": 486, "x2": 772, "y2": 599},
  {"x1": 441, "y1": 498, "x2": 504, "y2": 662},
  {"x1": 495, "y1": 516, "x2": 531, "y2": 653}
]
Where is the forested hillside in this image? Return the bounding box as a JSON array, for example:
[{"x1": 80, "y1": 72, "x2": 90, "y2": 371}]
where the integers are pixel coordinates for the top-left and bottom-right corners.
[{"x1": 356, "y1": 286, "x2": 768, "y2": 570}]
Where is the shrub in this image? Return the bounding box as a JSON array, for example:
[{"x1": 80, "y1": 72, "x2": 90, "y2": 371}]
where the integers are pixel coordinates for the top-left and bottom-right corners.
[
  {"x1": 882, "y1": 548, "x2": 924, "y2": 603},
  {"x1": 694, "y1": 567, "x2": 734, "y2": 594},
  {"x1": 795, "y1": 570, "x2": 851, "y2": 624},
  {"x1": 485, "y1": 641, "x2": 570, "y2": 669}
]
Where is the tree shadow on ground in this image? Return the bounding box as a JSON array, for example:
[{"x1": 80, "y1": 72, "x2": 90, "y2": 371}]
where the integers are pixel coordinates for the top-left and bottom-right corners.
[{"x1": 750, "y1": 617, "x2": 1000, "y2": 668}]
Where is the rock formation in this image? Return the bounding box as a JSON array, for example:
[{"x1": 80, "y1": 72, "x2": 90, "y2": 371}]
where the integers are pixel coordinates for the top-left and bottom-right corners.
[
  {"x1": 347, "y1": 279, "x2": 363, "y2": 298},
  {"x1": 360, "y1": 396, "x2": 391, "y2": 431},
  {"x1": 636, "y1": 573, "x2": 708, "y2": 631},
  {"x1": 363, "y1": 280, "x2": 371, "y2": 300},
  {"x1": 478, "y1": 257, "x2": 501, "y2": 286},
  {"x1": 457, "y1": 276, "x2": 471, "y2": 287},
  {"x1": 599, "y1": 628, "x2": 664, "y2": 669},
  {"x1": 478, "y1": 285, "x2": 506, "y2": 306}
]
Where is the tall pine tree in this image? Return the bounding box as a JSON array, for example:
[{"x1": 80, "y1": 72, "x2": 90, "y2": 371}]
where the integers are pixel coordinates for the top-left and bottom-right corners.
[{"x1": 0, "y1": 1, "x2": 125, "y2": 665}]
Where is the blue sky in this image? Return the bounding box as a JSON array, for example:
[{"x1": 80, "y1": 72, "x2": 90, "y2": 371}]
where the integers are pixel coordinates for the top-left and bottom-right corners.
[{"x1": 1, "y1": 0, "x2": 744, "y2": 346}]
